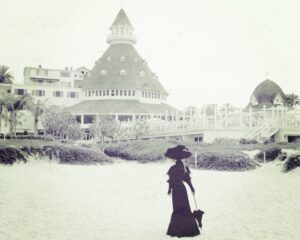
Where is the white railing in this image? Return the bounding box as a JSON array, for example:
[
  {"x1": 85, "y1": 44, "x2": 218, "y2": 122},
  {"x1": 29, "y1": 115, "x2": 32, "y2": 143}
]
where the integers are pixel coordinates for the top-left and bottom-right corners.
[{"x1": 113, "y1": 107, "x2": 300, "y2": 140}]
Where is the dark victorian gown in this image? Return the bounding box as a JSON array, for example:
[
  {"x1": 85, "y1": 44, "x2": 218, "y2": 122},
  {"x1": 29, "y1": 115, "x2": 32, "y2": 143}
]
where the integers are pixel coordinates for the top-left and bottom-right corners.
[{"x1": 167, "y1": 160, "x2": 200, "y2": 237}]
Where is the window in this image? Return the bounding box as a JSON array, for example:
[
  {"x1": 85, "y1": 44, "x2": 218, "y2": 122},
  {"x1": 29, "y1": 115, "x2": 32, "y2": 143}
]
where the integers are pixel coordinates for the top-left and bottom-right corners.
[
  {"x1": 120, "y1": 90, "x2": 123, "y2": 96},
  {"x1": 14, "y1": 89, "x2": 26, "y2": 95},
  {"x1": 60, "y1": 71, "x2": 70, "y2": 77},
  {"x1": 106, "y1": 90, "x2": 109, "y2": 96},
  {"x1": 67, "y1": 91, "x2": 79, "y2": 98},
  {"x1": 142, "y1": 92, "x2": 144, "y2": 97},
  {"x1": 132, "y1": 90, "x2": 135, "y2": 96},
  {"x1": 151, "y1": 92, "x2": 154, "y2": 98},
  {"x1": 128, "y1": 90, "x2": 131, "y2": 96},
  {"x1": 139, "y1": 71, "x2": 145, "y2": 77},
  {"x1": 116, "y1": 90, "x2": 119, "y2": 96},
  {"x1": 53, "y1": 91, "x2": 63, "y2": 97},
  {"x1": 96, "y1": 90, "x2": 98, "y2": 96},
  {"x1": 120, "y1": 69, "x2": 126, "y2": 76},
  {"x1": 83, "y1": 115, "x2": 95, "y2": 124},
  {"x1": 32, "y1": 90, "x2": 45, "y2": 97},
  {"x1": 88, "y1": 91, "x2": 91, "y2": 97},
  {"x1": 99, "y1": 90, "x2": 102, "y2": 96},
  {"x1": 120, "y1": 56, "x2": 126, "y2": 62},
  {"x1": 75, "y1": 115, "x2": 81, "y2": 124},
  {"x1": 100, "y1": 70, "x2": 107, "y2": 76},
  {"x1": 111, "y1": 90, "x2": 114, "y2": 96},
  {"x1": 103, "y1": 90, "x2": 106, "y2": 96},
  {"x1": 124, "y1": 90, "x2": 127, "y2": 96}
]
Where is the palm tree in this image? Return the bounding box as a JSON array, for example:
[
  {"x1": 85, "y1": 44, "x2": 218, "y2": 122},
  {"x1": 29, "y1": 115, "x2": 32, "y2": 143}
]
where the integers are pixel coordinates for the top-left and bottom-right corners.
[
  {"x1": 27, "y1": 99, "x2": 47, "y2": 135},
  {"x1": 286, "y1": 93, "x2": 299, "y2": 107},
  {"x1": 0, "y1": 98, "x2": 5, "y2": 134},
  {"x1": 4, "y1": 93, "x2": 32, "y2": 137},
  {"x1": 0, "y1": 65, "x2": 14, "y2": 84}
]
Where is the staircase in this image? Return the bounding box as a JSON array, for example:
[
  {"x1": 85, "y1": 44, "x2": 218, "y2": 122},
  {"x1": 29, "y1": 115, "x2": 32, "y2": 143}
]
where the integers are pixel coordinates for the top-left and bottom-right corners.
[{"x1": 244, "y1": 118, "x2": 280, "y2": 141}]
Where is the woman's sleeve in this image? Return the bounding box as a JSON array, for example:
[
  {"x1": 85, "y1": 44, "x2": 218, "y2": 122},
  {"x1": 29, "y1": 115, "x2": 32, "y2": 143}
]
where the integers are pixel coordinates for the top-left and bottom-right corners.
[{"x1": 183, "y1": 167, "x2": 191, "y2": 183}]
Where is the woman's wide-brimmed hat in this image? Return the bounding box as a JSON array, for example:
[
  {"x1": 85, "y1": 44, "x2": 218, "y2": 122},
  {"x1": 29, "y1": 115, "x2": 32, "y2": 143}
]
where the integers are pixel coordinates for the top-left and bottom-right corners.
[{"x1": 165, "y1": 145, "x2": 192, "y2": 160}]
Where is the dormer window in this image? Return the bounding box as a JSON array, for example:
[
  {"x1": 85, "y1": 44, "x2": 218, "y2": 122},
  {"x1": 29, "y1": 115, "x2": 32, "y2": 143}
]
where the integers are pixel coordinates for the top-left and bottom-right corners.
[
  {"x1": 100, "y1": 70, "x2": 107, "y2": 76},
  {"x1": 107, "y1": 57, "x2": 112, "y2": 62},
  {"x1": 120, "y1": 69, "x2": 127, "y2": 76},
  {"x1": 120, "y1": 56, "x2": 126, "y2": 62},
  {"x1": 139, "y1": 71, "x2": 145, "y2": 77},
  {"x1": 273, "y1": 93, "x2": 283, "y2": 105}
]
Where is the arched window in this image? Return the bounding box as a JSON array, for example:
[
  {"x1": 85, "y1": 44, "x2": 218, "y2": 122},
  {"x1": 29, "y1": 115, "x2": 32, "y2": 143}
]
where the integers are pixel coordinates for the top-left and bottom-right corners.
[
  {"x1": 100, "y1": 70, "x2": 107, "y2": 76},
  {"x1": 120, "y1": 69, "x2": 127, "y2": 76},
  {"x1": 120, "y1": 56, "x2": 126, "y2": 62}
]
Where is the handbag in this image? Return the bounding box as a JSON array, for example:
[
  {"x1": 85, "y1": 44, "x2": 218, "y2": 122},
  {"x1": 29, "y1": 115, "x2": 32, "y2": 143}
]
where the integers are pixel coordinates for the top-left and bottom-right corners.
[{"x1": 192, "y1": 194, "x2": 204, "y2": 229}]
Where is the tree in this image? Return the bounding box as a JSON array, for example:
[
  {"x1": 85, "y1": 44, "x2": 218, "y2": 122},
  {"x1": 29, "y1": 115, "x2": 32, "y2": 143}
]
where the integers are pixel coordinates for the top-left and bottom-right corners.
[
  {"x1": 286, "y1": 93, "x2": 299, "y2": 106},
  {"x1": 3, "y1": 93, "x2": 32, "y2": 137},
  {"x1": 90, "y1": 115, "x2": 119, "y2": 143},
  {"x1": 43, "y1": 107, "x2": 80, "y2": 139},
  {"x1": 0, "y1": 98, "x2": 5, "y2": 134},
  {"x1": 132, "y1": 119, "x2": 149, "y2": 140},
  {"x1": 0, "y1": 65, "x2": 14, "y2": 84},
  {"x1": 27, "y1": 99, "x2": 47, "y2": 135}
]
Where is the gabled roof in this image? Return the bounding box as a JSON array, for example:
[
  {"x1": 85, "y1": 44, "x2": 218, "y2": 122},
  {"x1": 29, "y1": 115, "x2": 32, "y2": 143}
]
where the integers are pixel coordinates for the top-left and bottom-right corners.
[
  {"x1": 82, "y1": 44, "x2": 168, "y2": 95},
  {"x1": 68, "y1": 100, "x2": 178, "y2": 114},
  {"x1": 110, "y1": 9, "x2": 133, "y2": 29}
]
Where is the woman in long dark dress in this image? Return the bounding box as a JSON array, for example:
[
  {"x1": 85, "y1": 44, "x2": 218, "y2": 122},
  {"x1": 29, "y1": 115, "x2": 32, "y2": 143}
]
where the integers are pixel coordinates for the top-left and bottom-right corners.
[{"x1": 165, "y1": 145, "x2": 200, "y2": 237}]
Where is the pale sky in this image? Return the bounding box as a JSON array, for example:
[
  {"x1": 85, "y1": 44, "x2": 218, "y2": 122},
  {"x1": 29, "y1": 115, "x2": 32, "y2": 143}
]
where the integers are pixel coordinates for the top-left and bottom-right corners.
[{"x1": 1, "y1": 0, "x2": 300, "y2": 109}]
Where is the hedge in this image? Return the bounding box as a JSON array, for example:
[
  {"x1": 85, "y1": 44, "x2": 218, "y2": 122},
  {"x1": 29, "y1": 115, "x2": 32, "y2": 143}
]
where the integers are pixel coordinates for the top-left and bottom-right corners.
[
  {"x1": 284, "y1": 155, "x2": 300, "y2": 172},
  {"x1": 186, "y1": 151, "x2": 258, "y2": 171},
  {"x1": 255, "y1": 147, "x2": 282, "y2": 162},
  {"x1": 0, "y1": 145, "x2": 111, "y2": 165}
]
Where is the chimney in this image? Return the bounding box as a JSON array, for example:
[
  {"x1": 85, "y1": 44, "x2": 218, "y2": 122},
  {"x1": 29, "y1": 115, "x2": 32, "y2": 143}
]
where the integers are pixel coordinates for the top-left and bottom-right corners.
[
  {"x1": 38, "y1": 65, "x2": 42, "y2": 68},
  {"x1": 65, "y1": 67, "x2": 68, "y2": 71}
]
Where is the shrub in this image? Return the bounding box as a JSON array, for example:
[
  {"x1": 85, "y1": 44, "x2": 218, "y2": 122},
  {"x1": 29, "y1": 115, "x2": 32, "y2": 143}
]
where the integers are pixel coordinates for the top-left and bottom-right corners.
[
  {"x1": 15, "y1": 135, "x2": 54, "y2": 141},
  {"x1": 0, "y1": 147, "x2": 27, "y2": 164},
  {"x1": 239, "y1": 138, "x2": 258, "y2": 145},
  {"x1": 284, "y1": 155, "x2": 300, "y2": 172},
  {"x1": 278, "y1": 152, "x2": 287, "y2": 161},
  {"x1": 104, "y1": 140, "x2": 176, "y2": 163},
  {"x1": 213, "y1": 138, "x2": 239, "y2": 145},
  {"x1": 255, "y1": 147, "x2": 281, "y2": 162},
  {"x1": 21, "y1": 145, "x2": 111, "y2": 165},
  {"x1": 186, "y1": 151, "x2": 258, "y2": 171}
]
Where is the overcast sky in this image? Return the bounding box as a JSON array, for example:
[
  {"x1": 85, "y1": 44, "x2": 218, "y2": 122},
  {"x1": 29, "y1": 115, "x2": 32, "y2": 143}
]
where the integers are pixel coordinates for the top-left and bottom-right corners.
[{"x1": 1, "y1": 0, "x2": 300, "y2": 109}]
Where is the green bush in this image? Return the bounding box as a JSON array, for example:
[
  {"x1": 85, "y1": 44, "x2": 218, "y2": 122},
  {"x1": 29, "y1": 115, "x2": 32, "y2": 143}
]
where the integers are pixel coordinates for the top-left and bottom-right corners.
[
  {"x1": 284, "y1": 155, "x2": 300, "y2": 172},
  {"x1": 255, "y1": 147, "x2": 282, "y2": 162},
  {"x1": 186, "y1": 150, "x2": 258, "y2": 171},
  {"x1": 22, "y1": 145, "x2": 111, "y2": 165},
  {"x1": 239, "y1": 138, "x2": 258, "y2": 145},
  {"x1": 213, "y1": 138, "x2": 239, "y2": 145},
  {"x1": 104, "y1": 140, "x2": 176, "y2": 163},
  {"x1": 14, "y1": 135, "x2": 54, "y2": 141},
  {"x1": 0, "y1": 147, "x2": 27, "y2": 165},
  {"x1": 0, "y1": 144, "x2": 111, "y2": 165}
]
